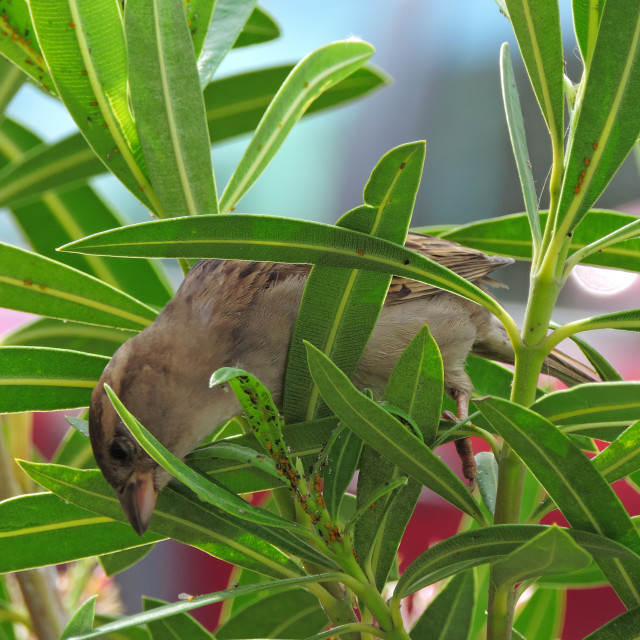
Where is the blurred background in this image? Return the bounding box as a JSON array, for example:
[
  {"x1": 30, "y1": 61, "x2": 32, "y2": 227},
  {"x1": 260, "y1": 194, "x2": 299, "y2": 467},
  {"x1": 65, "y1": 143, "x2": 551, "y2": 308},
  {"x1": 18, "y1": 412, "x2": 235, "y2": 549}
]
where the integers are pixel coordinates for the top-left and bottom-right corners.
[{"x1": 2, "y1": 1, "x2": 640, "y2": 637}]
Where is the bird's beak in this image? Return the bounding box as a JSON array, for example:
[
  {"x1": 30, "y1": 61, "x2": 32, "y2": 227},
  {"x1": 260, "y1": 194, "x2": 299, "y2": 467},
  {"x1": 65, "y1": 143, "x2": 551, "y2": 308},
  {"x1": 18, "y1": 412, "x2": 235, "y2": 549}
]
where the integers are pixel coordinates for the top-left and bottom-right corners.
[{"x1": 119, "y1": 470, "x2": 157, "y2": 536}]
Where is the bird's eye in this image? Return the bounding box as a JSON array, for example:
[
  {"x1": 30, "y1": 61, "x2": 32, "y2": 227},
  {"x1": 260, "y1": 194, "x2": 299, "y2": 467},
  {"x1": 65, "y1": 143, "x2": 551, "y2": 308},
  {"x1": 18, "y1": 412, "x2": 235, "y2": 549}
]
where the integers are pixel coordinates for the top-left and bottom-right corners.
[{"x1": 109, "y1": 437, "x2": 134, "y2": 461}]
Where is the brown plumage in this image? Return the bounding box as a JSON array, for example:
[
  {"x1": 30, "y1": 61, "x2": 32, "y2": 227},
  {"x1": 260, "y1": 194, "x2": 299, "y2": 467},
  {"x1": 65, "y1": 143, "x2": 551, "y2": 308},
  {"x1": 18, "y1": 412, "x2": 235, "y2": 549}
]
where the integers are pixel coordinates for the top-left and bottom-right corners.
[{"x1": 89, "y1": 233, "x2": 594, "y2": 534}]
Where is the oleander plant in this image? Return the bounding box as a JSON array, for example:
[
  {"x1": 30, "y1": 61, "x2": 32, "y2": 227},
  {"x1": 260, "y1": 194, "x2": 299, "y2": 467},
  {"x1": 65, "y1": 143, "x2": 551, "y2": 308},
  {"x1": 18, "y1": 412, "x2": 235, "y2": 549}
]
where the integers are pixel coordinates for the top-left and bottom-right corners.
[{"x1": 1, "y1": 1, "x2": 640, "y2": 639}]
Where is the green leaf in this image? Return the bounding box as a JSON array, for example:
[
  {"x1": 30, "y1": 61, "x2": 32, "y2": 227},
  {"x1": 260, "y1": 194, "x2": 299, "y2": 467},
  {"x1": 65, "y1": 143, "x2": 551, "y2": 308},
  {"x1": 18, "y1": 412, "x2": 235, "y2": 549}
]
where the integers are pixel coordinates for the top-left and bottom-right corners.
[
  {"x1": 394, "y1": 524, "x2": 637, "y2": 599},
  {"x1": 126, "y1": 0, "x2": 218, "y2": 218},
  {"x1": 504, "y1": 0, "x2": 564, "y2": 150},
  {"x1": 0, "y1": 0, "x2": 55, "y2": 94},
  {"x1": 492, "y1": 525, "x2": 592, "y2": 586},
  {"x1": 478, "y1": 396, "x2": 640, "y2": 607},
  {"x1": 205, "y1": 64, "x2": 387, "y2": 144},
  {"x1": 562, "y1": 330, "x2": 624, "y2": 382},
  {"x1": 583, "y1": 605, "x2": 640, "y2": 639},
  {"x1": 467, "y1": 355, "x2": 516, "y2": 399},
  {"x1": 19, "y1": 462, "x2": 309, "y2": 578},
  {"x1": 513, "y1": 588, "x2": 565, "y2": 640},
  {"x1": 59, "y1": 213, "x2": 506, "y2": 319},
  {"x1": 0, "y1": 243, "x2": 157, "y2": 330},
  {"x1": 60, "y1": 596, "x2": 97, "y2": 640},
  {"x1": 572, "y1": 0, "x2": 602, "y2": 68},
  {"x1": 0, "y1": 119, "x2": 173, "y2": 307},
  {"x1": 198, "y1": 0, "x2": 257, "y2": 86},
  {"x1": 476, "y1": 451, "x2": 499, "y2": 515},
  {"x1": 99, "y1": 545, "x2": 154, "y2": 577},
  {"x1": 409, "y1": 571, "x2": 474, "y2": 640},
  {"x1": 304, "y1": 342, "x2": 487, "y2": 524},
  {"x1": 438, "y1": 209, "x2": 640, "y2": 272},
  {"x1": 2, "y1": 317, "x2": 131, "y2": 358},
  {"x1": 29, "y1": 0, "x2": 155, "y2": 208},
  {"x1": 183, "y1": 0, "x2": 215, "y2": 59},
  {"x1": 187, "y1": 417, "x2": 338, "y2": 494},
  {"x1": 0, "y1": 133, "x2": 102, "y2": 208},
  {"x1": 215, "y1": 587, "x2": 327, "y2": 640},
  {"x1": 531, "y1": 381, "x2": 640, "y2": 440},
  {"x1": 51, "y1": 574, "x2": 345, "y2": 640},
  {"x1": 499, "y1": 42, "x2": 541, "y2": 249},
  {"x1": 383, "y1": 323, "x2": 443, "y2": 442},
  {"x1": 144, "y1": 597, "x2": 214, "y2": 640},
  {"x1": 556, "y1": 0, "x2": 640, "y2": 236},
  {"x1": 0, "y1": 347, "x2": 107, "y2": 413},
  {"x1": 0, "y1": 492, "x2": 163, "y2": 572},
  {"x1": 219, "y1": 39, "x2": 375, "y2": 212},
  {"x1": 284, "y1": 141, "x2": 425, "y2": 422},
  {"x1": 592, "y1": 421, "x2": 640, "y2": 484},
  {"x1": 554, "y1": 309, "x2": 640, "y2": 338},
  {"x1": 0, "y1": 57, "x2": 25, "y2": 121},
  {"x1": 105, "y1": 385, "x2": 307, "y2": 534},
  {"x1": 323, "y1": 429, "x2": 363, "y2": 520},
  {"x1": 234, "y1": 7, "x2": 279, "y2": 49}
]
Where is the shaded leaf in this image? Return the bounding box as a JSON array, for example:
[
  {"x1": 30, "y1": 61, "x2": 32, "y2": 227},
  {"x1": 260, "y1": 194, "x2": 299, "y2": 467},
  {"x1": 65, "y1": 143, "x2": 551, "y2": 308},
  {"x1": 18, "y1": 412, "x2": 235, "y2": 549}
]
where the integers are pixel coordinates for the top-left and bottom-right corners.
[{"x1": 60, "y1": 596, "x2": 97, "y2": 640}]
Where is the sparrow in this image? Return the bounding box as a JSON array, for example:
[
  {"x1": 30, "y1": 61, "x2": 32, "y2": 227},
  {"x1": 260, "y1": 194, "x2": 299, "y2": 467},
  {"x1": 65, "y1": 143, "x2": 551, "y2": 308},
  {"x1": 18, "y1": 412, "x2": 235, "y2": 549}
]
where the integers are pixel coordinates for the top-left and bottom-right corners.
[{"x1": 88, "y1": 233, "x2": 594, "y2": 535}]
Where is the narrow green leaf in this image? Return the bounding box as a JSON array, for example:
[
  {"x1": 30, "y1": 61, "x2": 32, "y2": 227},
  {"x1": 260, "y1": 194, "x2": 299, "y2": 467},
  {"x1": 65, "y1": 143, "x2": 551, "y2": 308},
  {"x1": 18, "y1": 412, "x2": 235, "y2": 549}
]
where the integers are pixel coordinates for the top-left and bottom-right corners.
[
  {"x1": 409, "y1": 571, "x2": 474, "y2": 640},
  {"x1": 198, "y1": 0, "x2": 257, "y2": 86},
  {"x1": 394, "y1": 524, "x2": 637, "y2": 599},
  {"x1": 126, "y1": 0, "x2": 218, "y2": 218},
  {"x1": 346, "y1": 476, "x2": 408, "y2": 532},
  {"x1": 183, "y1": 0, "x2": 215, "y2": 59},
  {"x1": 304, "y1": 342, "x2": 487, "y2": 523},
  {"x1": 500, "y1": 42, "x2": 541, "y2": 249},
  {"x1": 476, "y1": 451, "x2": 499, "y2": 515},
  {"x1": 572, "y1": 0, "x2": 602, "y2": 68},
  {"x1": 583, "y1": 605, "x2": 640, "y2": 639},
  {"x1": 105, "y1": 385, "x2": 307, "y2": 534},
  {"x1": 556, "y1": 0, "x2": 640, "y2": 236},
  {"x1": 219, "y1": 39, "x2": 374, "y2": 212},
  {"x1": 234, "y1": 7, "x2": 279, "y2": 49},
  {"x1": 29, "y1": 0, "x2": 155, "y2": 208},
  {"x1": 0, "y1": 243, "x2": 157, "y2": 331},
  {"x1": 284, "y1": 141, "x2": 426, "y2": 422},
  {"x1": 383, "y1": 323, "x2": 443, "y2": 442},
  {"x1": 0, "y1": 133, "x2": 102, "y2": 208},
  {"x1": 215, "y1": 587, "x2": 327, "y2": 640},
  {"x1": 438, "y1": 209, "x2": 640, "y2": 273},
  {"x1": 54, "y1": 574, "x2": 345, "y2": 640},
  {"x1": 144, "y1": 597, "x2": 215, "y2": 640},
  {"x1": 514, "y1": 588, "x2": 565, "y2": 640},
  {"x1": 561, "y1": 330, "x2": 624, "y2": 382},
  {"x1": 0, "y1": 492, "x2": 163, "y2": 572},
  {"x1": 504, "y1": 0, "x2": 564, "y2": 149},
  {"x1": 531, "y1": 381, "x2": 640, "y2": 440},
  {"x1": 60, "y1": 596, "x2": 97, "y2": 640},
  {"x1": 0, "y1": 347, "x2": 107, "y2": 413},
  {"x1": 19, "y1": 462, "x2": 309, "y2": 578},
  {"x1": 0, "y1": 0, "x2": 55, "y2": 94},
  {"x1": 99, "y1": 545, "x2": 154, "y2": 577},
  {"x1": 537, "y1": 561, "x2": 606, "y2": 589},
  {"x1": 478, "y1": 396, "x2": 640, "y2": 607},
  {"x1": 0, "y1": 118, "x2": 173, "y2": 307},
  {"x1": 593, "y1": 421, "x2": 640, "y2": 484},
  {"x1": 59, "y1": 213, "x2": 507, "y2": 319},
  {"x1": 323, "y1": 429, "x2": 363, "y2": 519},
  {"x1": 492, "y1": 525, "x2": 592, "y2": 586},
  {"x1": 2, "y1": 317, "x2": 131, "y2": 358},
  {"x1": 554, "y1": 309, "x2": 640, "y2": 338},
  {"x1": 0, "y1": 57, "x2": 25, "y2": 118}
]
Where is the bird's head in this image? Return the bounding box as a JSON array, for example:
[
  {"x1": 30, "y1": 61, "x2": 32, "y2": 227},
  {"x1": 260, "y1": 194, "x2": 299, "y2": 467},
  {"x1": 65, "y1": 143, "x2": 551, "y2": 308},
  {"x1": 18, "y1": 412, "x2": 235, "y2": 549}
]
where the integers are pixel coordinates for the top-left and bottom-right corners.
[{"x1": 88, "y1": 331, "x2": 238, "y2": 535}]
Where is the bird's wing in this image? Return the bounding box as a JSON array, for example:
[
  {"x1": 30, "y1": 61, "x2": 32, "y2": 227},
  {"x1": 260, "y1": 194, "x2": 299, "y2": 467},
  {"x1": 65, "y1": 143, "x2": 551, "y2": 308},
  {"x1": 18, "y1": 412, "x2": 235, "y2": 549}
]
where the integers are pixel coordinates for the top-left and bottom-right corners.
[{"x1": 385, "y1": 233, "x2": 515, "y2": 305}]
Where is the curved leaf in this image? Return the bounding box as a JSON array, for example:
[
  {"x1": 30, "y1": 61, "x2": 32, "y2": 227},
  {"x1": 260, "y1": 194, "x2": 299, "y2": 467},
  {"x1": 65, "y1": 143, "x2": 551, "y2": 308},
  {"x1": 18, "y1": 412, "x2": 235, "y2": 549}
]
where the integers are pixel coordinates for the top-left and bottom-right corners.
[
  {"x1": 0, "y1": 243, "x2": 157, "y2": 330},
  {"x1": 479, "y1": 396, "x2": 640, "y2": 607},
  {"x1": 144, "y1": 597, "x2": 215, "y2": 640},
  {"x1": 29, "y1": 0, "x2": 155, "y2": 208},
  {"x1": 394, "y1": 524, "x2": 637, "y2": 599},
  {"x1": 126, "y1": 0, "x2": 218, "y2": 218},
  {"x1": 234, "y1": 7, "x2": 280, "y2": 49},
  {"x1": 572, "y1": 0, "x2": 601, "y2": 69},
  {"x1": 60, "y1": 596, "x2": 97, "y2": 640},
  {"x1": 304, "y1": 341, "x2": 487, "y2": 524},
  {"x1": 59, "y1": 213, "x2": 507, "y2": 319},
  {"x1": 219, "y1": 39, "x2": 374, "y2": 212},
  {"x1": 583, "y1": 605, "x2": 640, "y2": 639},
  {"x1": 0, "y1": 347, "x2": 107, "y2": 413}
]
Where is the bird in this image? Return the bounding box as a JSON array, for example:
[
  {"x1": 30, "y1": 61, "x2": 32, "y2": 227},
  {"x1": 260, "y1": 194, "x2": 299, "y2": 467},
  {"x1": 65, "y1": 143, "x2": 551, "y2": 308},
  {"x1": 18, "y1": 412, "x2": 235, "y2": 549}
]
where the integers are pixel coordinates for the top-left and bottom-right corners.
[{"x1": 88, "y1": 232, "x2": 594, "y2": 535}]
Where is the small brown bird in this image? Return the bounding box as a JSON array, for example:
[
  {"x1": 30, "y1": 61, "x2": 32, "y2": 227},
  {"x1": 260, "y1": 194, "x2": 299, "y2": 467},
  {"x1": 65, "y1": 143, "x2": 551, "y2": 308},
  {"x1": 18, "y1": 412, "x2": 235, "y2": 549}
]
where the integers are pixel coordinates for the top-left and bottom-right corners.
[{"x1": 89, "y1": 233, "x2": 593, "y2": 534}]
